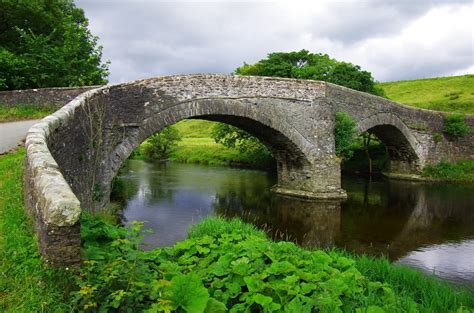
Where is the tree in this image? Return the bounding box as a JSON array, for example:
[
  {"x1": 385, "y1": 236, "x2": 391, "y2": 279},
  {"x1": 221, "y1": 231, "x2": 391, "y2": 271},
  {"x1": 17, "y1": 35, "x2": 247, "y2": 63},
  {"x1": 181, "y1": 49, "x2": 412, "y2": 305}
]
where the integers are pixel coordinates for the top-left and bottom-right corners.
[
  {"x1": 236, "y1": 50, "x2": 385, "y2": 96},
  {"x1": 212, "y1": 123, "x2": 273, "y2": 166},
  {"x1": 0, "y1": 0, "x2": 109, "y2": 90},
  {"x1": 143, "y1": 126, "x2": 182, "y2": 160}
]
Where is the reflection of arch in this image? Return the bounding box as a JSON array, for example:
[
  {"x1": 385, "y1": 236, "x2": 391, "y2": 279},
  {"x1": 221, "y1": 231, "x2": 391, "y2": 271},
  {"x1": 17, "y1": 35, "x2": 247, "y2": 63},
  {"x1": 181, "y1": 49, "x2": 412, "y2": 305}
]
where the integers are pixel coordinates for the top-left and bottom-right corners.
[{"x1": 357, "y1": 113, "x2": 422, "y2": 173}]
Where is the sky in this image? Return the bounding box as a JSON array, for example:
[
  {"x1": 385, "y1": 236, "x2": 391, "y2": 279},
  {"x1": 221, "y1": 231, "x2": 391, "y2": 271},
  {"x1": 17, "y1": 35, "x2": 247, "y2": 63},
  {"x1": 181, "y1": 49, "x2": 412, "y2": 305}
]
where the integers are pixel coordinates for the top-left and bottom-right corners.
[{"x1": 76, "y1": 0, "x2": 474, "y2": 84}]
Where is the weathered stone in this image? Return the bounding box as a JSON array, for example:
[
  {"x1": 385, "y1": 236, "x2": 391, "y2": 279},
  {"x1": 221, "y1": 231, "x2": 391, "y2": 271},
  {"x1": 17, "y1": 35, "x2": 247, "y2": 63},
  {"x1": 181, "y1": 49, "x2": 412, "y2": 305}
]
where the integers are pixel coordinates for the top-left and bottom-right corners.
[{"x1": 21, "y1": 74, "x2": 473, "y2": 266}]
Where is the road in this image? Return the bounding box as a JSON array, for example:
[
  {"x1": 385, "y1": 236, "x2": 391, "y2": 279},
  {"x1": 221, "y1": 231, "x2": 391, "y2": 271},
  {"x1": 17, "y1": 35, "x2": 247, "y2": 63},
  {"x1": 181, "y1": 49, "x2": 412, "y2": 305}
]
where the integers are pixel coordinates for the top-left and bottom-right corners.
[{"x1": 0, "y1": 120, "x2": 40, "y2": 154}]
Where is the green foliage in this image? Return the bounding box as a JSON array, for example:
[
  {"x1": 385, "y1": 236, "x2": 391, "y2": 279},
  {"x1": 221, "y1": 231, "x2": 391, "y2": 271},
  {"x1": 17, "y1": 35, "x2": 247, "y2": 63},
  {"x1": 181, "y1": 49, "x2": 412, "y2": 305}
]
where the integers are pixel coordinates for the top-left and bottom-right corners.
[
  {"x1": 341, "y1": 143, "x2": 389, "y2": 174},
  {"x1": 0, "y1": 0, "x2": 108, "y2": 90},
  {"x1": 422, "y1": 160, "x2": 474, "y2": 182},
  {"x1": 76, "y1": 216, "x2": 474, "y2": 312},
  {"x1": 143, "y1": 126, "x2": 182, "y2": 160},
  {"x1": 343, "y1": 251, "x2": 474, "y2": 311},
  {"x1": 378, "y1": 75, "x2": 474, "y2": 115},
  {"x1": 188, "y1": 216, "x2": 267, "y2": 239},
  {"x1": 236, "y1": 49, "x2": 385, "y2": 96},
  {"x1": 211, "y1": 122, "x2": 273, "y2": 165},
  {"x1": 443, "y1": 114, "x2": 471, "y2": 137},
  {"x1": 0, "y1": 149, "x2": 74, "y2": 312},
  {"x1": 335, "y1": 112, "x2": 357, "y2": 160},
  {"x1": 0, "y1": 103, "x2": 56, "y2": 121},
  {"x1": 433, "y1": 132, "x2": 442, "y2": 143}
]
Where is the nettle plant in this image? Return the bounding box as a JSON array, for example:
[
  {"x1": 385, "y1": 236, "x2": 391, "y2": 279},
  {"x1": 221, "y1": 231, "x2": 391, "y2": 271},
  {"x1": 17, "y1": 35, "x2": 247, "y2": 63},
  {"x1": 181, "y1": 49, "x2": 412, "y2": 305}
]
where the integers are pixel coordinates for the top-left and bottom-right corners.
[{"x1": 74, "y1": 215, "x2": 412, "y2": 312}]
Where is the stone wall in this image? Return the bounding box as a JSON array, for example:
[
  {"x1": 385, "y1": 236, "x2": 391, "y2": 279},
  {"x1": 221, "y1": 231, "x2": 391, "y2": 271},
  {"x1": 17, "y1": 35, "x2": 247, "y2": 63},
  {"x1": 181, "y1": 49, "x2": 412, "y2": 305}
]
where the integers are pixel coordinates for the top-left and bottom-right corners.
[{"x1": 0, "y1": 86, "x2": 100, "y2": 108}]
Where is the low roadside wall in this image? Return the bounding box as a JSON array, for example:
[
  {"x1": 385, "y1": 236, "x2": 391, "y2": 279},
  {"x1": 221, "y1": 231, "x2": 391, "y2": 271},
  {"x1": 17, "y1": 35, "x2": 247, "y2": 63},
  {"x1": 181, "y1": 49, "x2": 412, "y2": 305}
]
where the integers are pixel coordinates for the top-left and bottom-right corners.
[{"x1": 0, "y1": 86, "x2": 101, "y2": 108}]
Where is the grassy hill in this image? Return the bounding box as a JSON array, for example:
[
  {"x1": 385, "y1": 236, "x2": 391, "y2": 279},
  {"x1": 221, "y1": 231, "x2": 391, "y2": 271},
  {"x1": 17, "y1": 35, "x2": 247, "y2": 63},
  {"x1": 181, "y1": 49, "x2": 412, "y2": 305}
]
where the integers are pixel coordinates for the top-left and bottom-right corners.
[{"x1": 378, "y1": 74, "x2": 474, "y2": 115}]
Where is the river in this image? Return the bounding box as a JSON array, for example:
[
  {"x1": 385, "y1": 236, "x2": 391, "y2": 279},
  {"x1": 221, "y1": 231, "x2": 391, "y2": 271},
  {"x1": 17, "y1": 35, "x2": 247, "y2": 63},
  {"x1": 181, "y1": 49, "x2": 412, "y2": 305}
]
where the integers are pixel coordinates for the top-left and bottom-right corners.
[{"x1": 113, "y1": 159, "x2": 474, "y2": 285}]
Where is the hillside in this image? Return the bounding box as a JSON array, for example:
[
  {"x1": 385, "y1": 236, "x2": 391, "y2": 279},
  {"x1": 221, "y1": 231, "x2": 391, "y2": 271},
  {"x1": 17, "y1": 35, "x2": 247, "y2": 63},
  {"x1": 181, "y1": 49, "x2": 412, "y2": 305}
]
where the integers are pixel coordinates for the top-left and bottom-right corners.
[{"x1": 378, "y1": 74, "x2": 474, "y2": 115}]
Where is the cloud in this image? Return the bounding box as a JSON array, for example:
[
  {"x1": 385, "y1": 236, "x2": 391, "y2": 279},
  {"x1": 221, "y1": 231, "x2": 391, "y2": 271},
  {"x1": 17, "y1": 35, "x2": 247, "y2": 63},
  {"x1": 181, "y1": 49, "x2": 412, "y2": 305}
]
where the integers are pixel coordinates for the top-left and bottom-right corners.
[{"x1": 76, "y1": 0, "x2": 473, "y2": 83}]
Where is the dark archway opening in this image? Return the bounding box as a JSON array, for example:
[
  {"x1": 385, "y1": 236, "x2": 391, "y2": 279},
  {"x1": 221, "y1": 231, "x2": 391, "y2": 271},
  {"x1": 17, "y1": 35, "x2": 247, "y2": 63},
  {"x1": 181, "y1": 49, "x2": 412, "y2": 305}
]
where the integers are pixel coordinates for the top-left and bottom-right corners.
[{"x1": 342, "y1": 124, "x2": 420, "y2": 176}]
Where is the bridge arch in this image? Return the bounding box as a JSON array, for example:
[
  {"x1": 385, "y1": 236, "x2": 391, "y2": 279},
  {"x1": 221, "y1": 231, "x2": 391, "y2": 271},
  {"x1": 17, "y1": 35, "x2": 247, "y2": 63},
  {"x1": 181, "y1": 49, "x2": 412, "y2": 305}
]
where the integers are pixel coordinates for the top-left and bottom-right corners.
[
  {"x1": 101, "y1": 97, "x2": 320, "y2": 211},
  {"x1": 357, "y1": 113, "x2": 423, "y2": 173}
]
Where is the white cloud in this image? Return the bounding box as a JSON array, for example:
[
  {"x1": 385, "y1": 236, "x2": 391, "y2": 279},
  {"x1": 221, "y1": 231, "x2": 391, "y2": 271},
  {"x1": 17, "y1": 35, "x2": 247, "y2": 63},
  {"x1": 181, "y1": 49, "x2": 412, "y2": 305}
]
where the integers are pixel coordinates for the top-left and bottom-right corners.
[{"x1": 76, "y1": 0, "x2": 474, "y2": 83}]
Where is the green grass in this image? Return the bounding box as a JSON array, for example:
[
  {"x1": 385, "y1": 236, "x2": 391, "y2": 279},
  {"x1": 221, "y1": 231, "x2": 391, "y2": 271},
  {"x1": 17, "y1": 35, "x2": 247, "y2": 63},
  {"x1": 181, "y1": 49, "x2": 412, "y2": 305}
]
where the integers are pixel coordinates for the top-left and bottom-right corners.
[
  {"x1": 187, "y1": 216, "x2": 267, "y2": 239},
  {"x1": 422, "y1": 159, "x2": 474, "y2": 182},
  {"x1": 173, "y1": 119, "x2": 215, "y2": 138},
  {"x1": 0, "y1": 148, "x2": 74, "y2": 312},
  {"x1": 0, "y1": 103, "x2": 56, "y2": 122},
  {"x1": 378, "y1": 74, "x2": 474, "y2": 114}
]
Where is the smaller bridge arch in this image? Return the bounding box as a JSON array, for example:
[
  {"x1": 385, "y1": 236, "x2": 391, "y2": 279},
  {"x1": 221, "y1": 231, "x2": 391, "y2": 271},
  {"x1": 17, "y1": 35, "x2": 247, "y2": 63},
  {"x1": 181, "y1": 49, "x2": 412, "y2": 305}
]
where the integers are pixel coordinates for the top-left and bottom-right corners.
[{"x1": 357, "y1": 113, "x2": 424, "y2": 173}]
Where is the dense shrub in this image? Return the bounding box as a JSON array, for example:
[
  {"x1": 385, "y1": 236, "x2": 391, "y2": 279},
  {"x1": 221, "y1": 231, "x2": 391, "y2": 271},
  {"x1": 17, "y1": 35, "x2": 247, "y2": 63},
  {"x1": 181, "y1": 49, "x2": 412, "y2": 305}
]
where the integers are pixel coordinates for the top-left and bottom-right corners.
[{"x1": 443, "y1": 114, "x2": 470, "y2": 137}]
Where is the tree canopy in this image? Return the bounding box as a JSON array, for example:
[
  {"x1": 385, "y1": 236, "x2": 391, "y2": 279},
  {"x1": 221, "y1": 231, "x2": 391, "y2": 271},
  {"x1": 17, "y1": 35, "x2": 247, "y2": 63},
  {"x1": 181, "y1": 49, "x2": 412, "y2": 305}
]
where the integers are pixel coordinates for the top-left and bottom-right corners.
[
  {"x1": 0, "y1": 0, "x2": 109, "y2": 90},
  {"x1": 236, "y1": 50, "x2": 385, "y2": 96}
]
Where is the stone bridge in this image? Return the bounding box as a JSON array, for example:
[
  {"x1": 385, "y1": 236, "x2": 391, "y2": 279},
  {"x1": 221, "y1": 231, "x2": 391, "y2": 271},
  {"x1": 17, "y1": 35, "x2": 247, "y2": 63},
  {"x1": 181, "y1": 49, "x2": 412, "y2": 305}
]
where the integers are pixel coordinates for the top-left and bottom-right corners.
[{"x1": 22, "y1": 74, "x2": 473, "y2": 265}]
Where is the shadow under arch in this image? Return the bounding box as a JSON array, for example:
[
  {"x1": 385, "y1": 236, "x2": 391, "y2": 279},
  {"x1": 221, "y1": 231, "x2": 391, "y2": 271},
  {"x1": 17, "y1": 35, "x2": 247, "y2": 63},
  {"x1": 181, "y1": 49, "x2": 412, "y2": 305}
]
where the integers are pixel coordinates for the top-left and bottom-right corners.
[{"x1": 357, "y1": 113, "x2": 423, "y2": 174}]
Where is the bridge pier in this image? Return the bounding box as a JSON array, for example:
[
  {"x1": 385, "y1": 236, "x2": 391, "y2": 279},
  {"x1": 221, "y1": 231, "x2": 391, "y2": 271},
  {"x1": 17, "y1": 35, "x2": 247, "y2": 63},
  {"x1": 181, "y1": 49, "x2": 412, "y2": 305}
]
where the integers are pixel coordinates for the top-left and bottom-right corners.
[{"x1": 272, "y1": 156, "x2": 347, "y2": 200}]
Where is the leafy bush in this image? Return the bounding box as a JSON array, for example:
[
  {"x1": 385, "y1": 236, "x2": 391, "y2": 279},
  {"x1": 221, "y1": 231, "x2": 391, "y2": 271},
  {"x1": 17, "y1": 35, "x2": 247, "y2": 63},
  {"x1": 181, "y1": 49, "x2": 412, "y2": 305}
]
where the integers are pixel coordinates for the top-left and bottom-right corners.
[
  {"x1": 77, "y1": 215, "x2": 470, "y2": 312},
  {"x1": 335, "y1": 112, "x2": 357, "y2": 160},
  {"x1": 443, "y1": 114, "x2": 470, "y2": 137},
  {"x1": 143, "y1": 126, "x2": 182, "y2": 160}
]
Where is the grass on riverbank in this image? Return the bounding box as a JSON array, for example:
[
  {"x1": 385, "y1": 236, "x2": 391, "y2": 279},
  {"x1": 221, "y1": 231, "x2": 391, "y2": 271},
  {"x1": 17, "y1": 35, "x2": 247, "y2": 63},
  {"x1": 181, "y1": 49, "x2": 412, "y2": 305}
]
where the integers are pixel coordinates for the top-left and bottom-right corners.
[
  {"x1": 0, "y1": 104, "x2": 56, "y2": 122},
  {"x1": 378, "y1": 74, "x2": 474, "y2": 115},
  {"x1": 0, "y1": 148, "x2": 74, "y2": 312},
  {"x1": 421, "y1": 159, "x2": 474, "y2": 182}
]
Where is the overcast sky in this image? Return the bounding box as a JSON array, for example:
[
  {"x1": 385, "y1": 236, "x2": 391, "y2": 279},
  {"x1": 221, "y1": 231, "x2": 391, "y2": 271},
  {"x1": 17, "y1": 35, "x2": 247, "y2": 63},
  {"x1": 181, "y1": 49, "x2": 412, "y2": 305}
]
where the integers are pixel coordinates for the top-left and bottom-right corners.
[{"x1": 76, "y1": 0, "x2": 473, "y2": 84}]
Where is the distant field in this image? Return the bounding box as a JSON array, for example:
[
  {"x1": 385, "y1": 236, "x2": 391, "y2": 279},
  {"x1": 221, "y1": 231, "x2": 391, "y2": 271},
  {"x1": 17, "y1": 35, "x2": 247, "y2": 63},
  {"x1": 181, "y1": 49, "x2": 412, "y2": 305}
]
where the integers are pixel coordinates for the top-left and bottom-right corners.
[
  {"x1": 378, "y1": 74, "x2": 474, "y2": 115},
  {"x1": 173, "y1": 119, "x2": 214, "y2": 138}
]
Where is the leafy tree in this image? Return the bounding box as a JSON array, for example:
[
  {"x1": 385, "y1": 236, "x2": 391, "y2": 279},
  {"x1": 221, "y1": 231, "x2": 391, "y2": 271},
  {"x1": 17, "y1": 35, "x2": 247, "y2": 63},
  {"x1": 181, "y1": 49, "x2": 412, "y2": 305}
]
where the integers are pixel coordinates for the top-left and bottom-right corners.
[
  {"x1": 143, "y1": 126, "x2": 182, "y2": 160},
  {"x1": 334, "y1": 112, "x2": 357, "y2": 160},
  {"x1": 212, "y1": 123, "x2": 273, "y2": 164},
  {"x1": 0, "y1": 0, "x2": 109, "y2": 90},
  {"x1": 236, "y1": 50, "x2": 385, "y2": 96}
]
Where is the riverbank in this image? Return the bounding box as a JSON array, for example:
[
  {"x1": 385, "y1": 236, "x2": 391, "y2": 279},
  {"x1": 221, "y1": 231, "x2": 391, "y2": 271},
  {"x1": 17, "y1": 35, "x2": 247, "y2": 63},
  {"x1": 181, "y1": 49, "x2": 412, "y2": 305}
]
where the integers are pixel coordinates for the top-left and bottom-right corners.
[
  {"x1": 2, "y1": 148, "x2": 473, "y2": 311},
  {"x1": 77, "y1": 214, "x2": 474, "y2": 311}
]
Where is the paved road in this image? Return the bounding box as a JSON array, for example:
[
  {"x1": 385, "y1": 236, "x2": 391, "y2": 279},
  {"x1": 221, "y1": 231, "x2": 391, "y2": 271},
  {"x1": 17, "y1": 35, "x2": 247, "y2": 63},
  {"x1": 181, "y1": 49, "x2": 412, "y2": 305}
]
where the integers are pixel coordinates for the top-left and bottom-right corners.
[{"x1": 0, "y1": 120, "x2": 40, "y2": 154}]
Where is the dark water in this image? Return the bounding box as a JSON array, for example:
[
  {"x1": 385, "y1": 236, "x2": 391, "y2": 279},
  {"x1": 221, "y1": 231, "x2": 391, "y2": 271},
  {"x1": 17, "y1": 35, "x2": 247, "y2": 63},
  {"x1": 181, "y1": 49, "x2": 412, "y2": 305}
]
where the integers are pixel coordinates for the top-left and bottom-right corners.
[{"x1": 114, "y1": 160, "x2": 474, "y2": 285}]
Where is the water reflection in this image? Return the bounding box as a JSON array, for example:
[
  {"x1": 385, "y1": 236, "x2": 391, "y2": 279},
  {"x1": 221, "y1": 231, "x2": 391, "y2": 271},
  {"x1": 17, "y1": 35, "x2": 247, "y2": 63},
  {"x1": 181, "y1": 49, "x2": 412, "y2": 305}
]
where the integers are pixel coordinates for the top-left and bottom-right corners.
[{"x1": 114, "y1": 160, "x2": 474, "y2": 284}]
